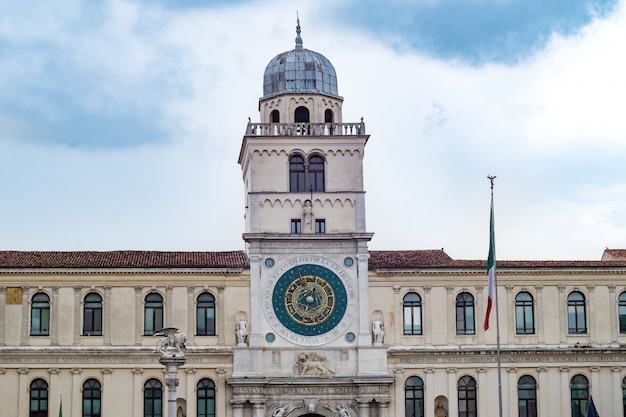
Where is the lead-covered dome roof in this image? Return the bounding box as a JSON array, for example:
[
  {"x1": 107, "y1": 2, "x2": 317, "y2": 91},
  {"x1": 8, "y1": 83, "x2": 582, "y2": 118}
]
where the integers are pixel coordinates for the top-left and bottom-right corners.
[{"x1": 262, "y1": 20, "x2": 341, "y2": 100}]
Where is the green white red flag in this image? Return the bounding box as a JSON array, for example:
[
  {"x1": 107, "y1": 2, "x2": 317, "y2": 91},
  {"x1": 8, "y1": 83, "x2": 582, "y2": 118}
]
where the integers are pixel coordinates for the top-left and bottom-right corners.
[{"x1": 484, "y1": 193, "x2": 496, "y2": 331}]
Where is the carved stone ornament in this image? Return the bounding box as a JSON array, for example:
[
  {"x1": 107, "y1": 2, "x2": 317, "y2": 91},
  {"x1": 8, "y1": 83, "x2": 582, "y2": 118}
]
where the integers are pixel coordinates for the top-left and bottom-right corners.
[
  {"x1": 153, "y1": 327, "x2": 187, "y2": 358},
  {"x1": 293, "y1": 352, "x2": 335, "y2": 377},
  {"x1": 323, "y1": 403, "x2": 353, "y2": 417}
]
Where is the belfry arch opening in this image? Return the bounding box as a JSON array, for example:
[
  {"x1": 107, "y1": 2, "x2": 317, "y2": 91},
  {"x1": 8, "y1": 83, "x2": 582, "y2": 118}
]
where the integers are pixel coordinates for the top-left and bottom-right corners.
[
  {"x1": 271, "y1": 109, "x2": 280, "y2": 123},
  {"x1": 324, "y1": 109, "x2": 333, "y2": 123},
  {"x1": 295, "y1": 106, "x2": 310, "y2": 123}
]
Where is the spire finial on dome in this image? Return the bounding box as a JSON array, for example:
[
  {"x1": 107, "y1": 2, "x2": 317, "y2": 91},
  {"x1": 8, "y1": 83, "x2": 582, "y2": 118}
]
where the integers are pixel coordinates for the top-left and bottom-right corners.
[{"x1": 295, "y1": 13, "x2": 303, "y2": 49}]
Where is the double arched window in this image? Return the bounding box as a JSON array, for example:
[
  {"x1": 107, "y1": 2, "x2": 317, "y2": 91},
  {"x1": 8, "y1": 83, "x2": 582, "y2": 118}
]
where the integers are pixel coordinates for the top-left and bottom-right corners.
[
  {"x1": 404, "y1": 376, "x2": 424, "y2": 417},
  {"x1": 403, "y1": 293, "x2": 422, "y2": 335},
  {"x1": 144, "y1": 293, "x2": 164, "y2": 336},
  {"x1": 197, "y1": 378, "x2": 216, "y2": 417},
  {"x1": 31, "y1": 292, "x2": 50, "y2": 336},
  {"x1": 515, "y1": 292, "x2": 535, "y2": 334},
  {"x1": 455, "y1": 292, "x2": 475, "y2": 335},
  {"x1": 197, "y1": 292, "x2": 216, "y2": 336},
  {"x1": 289, "y1": 154, "x2": 325, "y2": 192},
  {"x1": 567, "y1": 291, "x2": 587, "y2": 334},
  {"x1": 83, "y1": 292, "x2": 103, "y2": 336}
]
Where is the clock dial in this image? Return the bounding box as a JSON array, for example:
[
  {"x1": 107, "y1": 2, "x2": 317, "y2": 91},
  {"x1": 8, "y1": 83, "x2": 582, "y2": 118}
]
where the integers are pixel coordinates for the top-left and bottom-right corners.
[{"x1": 272, "y1": 264, "x2": 348, "y2": 337}]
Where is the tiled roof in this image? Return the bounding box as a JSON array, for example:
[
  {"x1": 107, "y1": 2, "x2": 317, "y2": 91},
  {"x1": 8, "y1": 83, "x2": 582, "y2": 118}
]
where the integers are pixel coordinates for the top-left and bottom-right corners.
[
  {"x1": 369, "y1": 250, "x2": 455, "y2": 268},
  {"x1": 602, "y1": 249, "x2": 626, "y2": 261},
  {"x1": 0, "y1": 251, "x2": 248, "y2": 269}
]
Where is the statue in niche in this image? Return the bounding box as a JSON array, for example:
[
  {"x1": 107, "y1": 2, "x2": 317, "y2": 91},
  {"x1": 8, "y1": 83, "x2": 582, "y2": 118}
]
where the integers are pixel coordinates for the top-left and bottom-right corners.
[
  {"x1": 372, "y1": 319, "x2": 385, "y2": 344},
  {"x1": 302, "y1": 200, "x2": 313, "y2": 233},
  {"x1": 153, "y1": 327, "x2": 187, "y2": 358},
  {"x1": 235, "y1": 317, "x2": 248, "y2": 345},
  {"x1": 294, "y1": 352, "x2": 334, "y2": 377},
  {"x1": 435, "y1": 401, "x2": 448, "y2": 417}
]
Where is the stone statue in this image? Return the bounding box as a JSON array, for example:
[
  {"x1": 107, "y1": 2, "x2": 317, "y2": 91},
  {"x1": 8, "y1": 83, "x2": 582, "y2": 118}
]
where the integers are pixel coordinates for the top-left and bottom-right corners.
[
  {"x1": 435, "y1": 402, "x2": 448, "y2": 417},
  {"x1": 372, "y1": 319, "x2": 385, "y2": 344},
  {"x1": 235, "y1": 317, "x2": 248, "y2": 345},
  {"x1": 153, "y1": 327, "x2": 187, "y2": 358},
  {"x1": 271, "y1": 404, "x2": 289, "y2": 417},
  {"x1": 303, "y1": 200, "x2": 313, "y2": 233},
  {"x1": 324, "y1": 403, "x2": 351, "y2": 417},
  {"x1": 294, "y1": 352, "x2": 334, "y2": 377}
]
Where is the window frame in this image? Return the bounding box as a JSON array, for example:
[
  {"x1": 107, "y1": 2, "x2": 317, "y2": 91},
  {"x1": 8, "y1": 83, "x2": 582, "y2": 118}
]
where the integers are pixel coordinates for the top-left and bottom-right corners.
[
  {"x1": 570, "y1": 374, "x2": 589, "y2": 417},
  {"x1": 315, "y1": 219, "x2": 326, "y2": 234},
  {"x1": 288, "y1": 153, "x2": 326, "y2": 193},
  {"x1": 196, "y1": 292, "x2": 216, "y2": 336},
  {"x1": 31, "y1": 292, "x2": 51, "y2": 336},
  {"x1": 403, "y1": 292, "x2": 423, "y2": 335},
  {"x1": 458, "y1": 375, "x2": 477, "y2": 417},
  {"x1": 197, "y1": 378, "x2": 216, "y2": 417},
  {"x1": 404, "y1": 376, "x2": 424, "y2": 417},
  {"x1": 82, "y1": 378, "x2": 102, "y2": 417},
  {"x1": 567, "y1": 291, "x2": 587, "y2": 334},
  {"x1": 618, "y1": 292, "x2": 626, "y2": 334},
  {"x1": 456, "y1": 292, "x2": 476, "y2": 335},
  {"x1": 515, "y1": 292, "x2": 535, "y2": 335},
  {"x1": 29, "y1": 378, "x2": 49, "y2": 417},
  {"x1": 144, "y1": 378, "x2": 163, "y2": 417},
  {"x1": 144, "y1": 293, "x2": 164, "y2": 336},
  {"x1": 517, "y1": 375, "x2": 538, "y2": 417},
  {"x1": 83, "y1": 292, "x2": 103, "y2": 336},
  {"x1": 290, "y1": 219, "x2": 302, "y2": 234}
]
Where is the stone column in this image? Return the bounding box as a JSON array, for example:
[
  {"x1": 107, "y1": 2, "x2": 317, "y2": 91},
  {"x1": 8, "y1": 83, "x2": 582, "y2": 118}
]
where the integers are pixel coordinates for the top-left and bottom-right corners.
[
  {"x1": 166, "y1": 286, "x2": 174, "y2": 327},
  {"x1": 446, "y1": 286, "x2": 455, "y2": 345},
  {"x1": 0, "y1": 287, "x2": 6, "y2": 345},
  {"x1": 17, "y1": 368, "x2": 29, "y2": 415},
  {"x1": 0, "y1": 368, "x2": 6, "y2": 411},
  {"x1": 423, "y1": 286, "x2": 432, "y2": 345},
  {"x1": 101, "y1": 368, "x2": 113, "y2": 414},
  {"x1": 73, "y1": 286, "x2": 82, "y2": 345},
  {"x1": 377, "y1": 399, "x2": 390, "y2": 417},
  {"x1": 609, "y1": 285, "x2": 618, "y2": 346},
  {"x1": 424, "y1": 367, "x2": 435, "y2": 412},
  {"x1": 392, "y1": 286, "x2": 401, "y2": 343},
  {"x1": 160, "y1": 357, "x2": 187, "y2": 417},
  {"x1": 217, "y1": 286, "x2": 226, "y2": 345},
  {"x1": 537, "y1": 367, "x2": 548, "y2": 417},
  {"x1": 103, "y1": 286, "x2": 112, "y2": 345},
  {"x1": 249, "y1": 254, "x2": 263, "y2": 346},
  {"x1": 187, "y1": 286, "x2": 195, "y2": 345},
  {"x1": 356, "y1": 252, "x2": 371, "y2": 345},
  {"x1": 217, "y1": 368, "x2": 227, "y2": 417},
  {"x1": 356, "y1": 399, "x2": 370, "y2": 417},
  {"x1": 589, "y1": 366, "x2": 600, "y2": 400},
  {"x1": 250, "y1": 399, "x2": 266, "y2": 417},
  {"x1": 71, "y1": 368, "x2": 82, "y2": 416},
  {"x1": 477, "y1": 368, "x2": 487, "y2": 417},
  {"x1": 133, "y1": 368, "x2": 144, "y2": 417},
  {"x1": 587, "y1": 285, "x2": 595, "y2": 342},
  {"x1": 185, "y1": 368, "x2": 197, "y2": 417},
  {"x1": 506, "y1": 285, "x2": 515, "y2": 344},
  {"x1": 134, "y1": 286, "x2": 143, "y2": 345},
  {"x1": 612, "y1": 367, "x2": 622, "y2": 417},
  {"x1": 231, "y1": 400, "x2": 245, "y2": 417},
  {"x1": 535, "y1": 285, "x2": 544, "y2": 345},
  {"x1": 51, "y1": 287, "x2": 60, "y2": 345},
  {"x1": 49, "y1": 368, "x2": 60, "y2": 413},
  {"x1": 559, "y1": 367, "x2": 570, "y2": 417},
  {"x1": 507, "y1": 367, "x2": 517, "y2": 417},
  {"x1": 558, "y1": 285, "x2": 567, "y2": 345},
  {"x1": 20, "y1": 286, "x2": 29, "y2": 345},
  {"x1": 447, "y1": 368, "x2": 458, "y2": 416}
]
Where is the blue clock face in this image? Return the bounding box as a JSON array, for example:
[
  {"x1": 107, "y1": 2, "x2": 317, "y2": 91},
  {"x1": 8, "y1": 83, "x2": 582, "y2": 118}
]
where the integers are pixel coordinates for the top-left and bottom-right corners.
[{"x1": 273, "y1": 264, "x2": 348, "y2": 337}]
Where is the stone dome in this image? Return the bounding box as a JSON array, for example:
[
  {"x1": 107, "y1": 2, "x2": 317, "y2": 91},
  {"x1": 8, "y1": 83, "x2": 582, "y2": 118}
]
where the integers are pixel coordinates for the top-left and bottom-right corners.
[{"x1": 262, "y1": 20, "x2": 341, "y2": 100}]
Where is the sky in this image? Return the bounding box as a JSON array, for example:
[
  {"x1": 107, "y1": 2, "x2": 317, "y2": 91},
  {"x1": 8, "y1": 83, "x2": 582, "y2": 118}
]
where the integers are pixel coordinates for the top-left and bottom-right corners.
[{"x1": 0, "y1": 0, "x2": 625, "y2": 260}]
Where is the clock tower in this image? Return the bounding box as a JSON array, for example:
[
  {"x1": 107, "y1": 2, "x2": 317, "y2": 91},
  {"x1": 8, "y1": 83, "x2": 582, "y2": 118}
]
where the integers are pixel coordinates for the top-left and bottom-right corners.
[{"x1": 231, "y1": 20, "x2": 390, "y2": 415}]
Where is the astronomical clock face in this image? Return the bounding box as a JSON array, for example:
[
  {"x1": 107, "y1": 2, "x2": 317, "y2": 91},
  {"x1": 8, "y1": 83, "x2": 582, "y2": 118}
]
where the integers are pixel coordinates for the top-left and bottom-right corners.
[{"x1": 263, "y1": 258, "x2": 357, "y2": 346}]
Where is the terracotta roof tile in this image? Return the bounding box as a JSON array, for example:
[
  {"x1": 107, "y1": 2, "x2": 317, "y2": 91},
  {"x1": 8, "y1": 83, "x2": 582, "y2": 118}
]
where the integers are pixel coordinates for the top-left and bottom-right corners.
[
  {"x1": 369, "y1": 250, "x2": 455, "y2": 268},
  {"x1": 0, "y1": 251, "x2": 248, "y2": 269},
  {"x1": 602, "y1": 249, "x2": 626, "y2": 261}
]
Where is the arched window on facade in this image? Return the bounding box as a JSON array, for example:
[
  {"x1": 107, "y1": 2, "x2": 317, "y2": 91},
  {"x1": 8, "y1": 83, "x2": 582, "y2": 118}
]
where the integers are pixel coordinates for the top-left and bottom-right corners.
[
  {"x1": 294, "y1": 106, "x2": 310, "y2": 123},
  {"x1": 289, "y1": 155, "x2": 306, "y2": 192},
  {"x1": 307, "y1": 154, "x2": 325, "y2": 192},
  {"x1": 29, "y1": 378, "x2": 48, "y2": 417},
  {"x1": 618, "y1": 292, "x2": 626, "y2": 333},
  {"x1": 144, "y1": 293, "x2": 164, "y2": 336},
  {"x1": 197, "y1": 378, "x2": 216, "y2": 417},
  {"x1": 570, "y1": 374, "x2": 589, "y2": 417},
  {"x1": 82, "y1": 379, "x2": 101, "y2": 417},
  {"x1": 197, "y1": 292, "x2": 216, "y2": 336},
  {"x1": 515, "y1": 292, "x2": 535, "y2": 334},
  {"x1": 403, "y1": 292, "x2": 422, "y2": 335},
  {"x1": 83, "y1": 292, "x2": 103, "y2": 336},
  {"x1": 270, "y1": 109, "x2": 280, "y2": 123},
  {"x1": 517, "y1": 375, "x2": 537, "y2": 417},
  {"x1": 567, "y1": 291, "x2": 587, "y2": 334},
  {"x1": 404, "y1": 376, "x2": 424, "y2": 417},
  {"x1": 144, "y1": 379, "x2": 163, "y2": 417},
  {"x1": 456, "y1": 292, "x2": 475, "y2": 335},
  {"x1": 622, "y1": 376, "x2": 626, "y2": 417},
  {"x1": 31, "y1": 292, "x2": 50, "y2": 336},
  {"x1": 458, "y1": 376, "x2": 477, "y2": 417}
]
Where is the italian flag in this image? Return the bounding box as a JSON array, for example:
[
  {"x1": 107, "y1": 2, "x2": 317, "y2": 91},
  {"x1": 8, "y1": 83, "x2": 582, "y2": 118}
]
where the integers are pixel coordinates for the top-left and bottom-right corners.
[{"x1": 484, "y1": 196, "x2": 496, "y2": 331}]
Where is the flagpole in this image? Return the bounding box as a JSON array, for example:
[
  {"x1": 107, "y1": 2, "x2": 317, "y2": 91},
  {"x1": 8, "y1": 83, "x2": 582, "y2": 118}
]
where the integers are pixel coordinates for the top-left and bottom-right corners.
[{"x1": 487, "y1": 175, "x2": 504, "y2": 417}]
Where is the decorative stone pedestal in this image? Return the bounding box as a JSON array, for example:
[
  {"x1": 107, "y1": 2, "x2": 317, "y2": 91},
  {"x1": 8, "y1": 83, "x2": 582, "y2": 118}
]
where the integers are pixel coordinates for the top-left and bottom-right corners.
[{"x1": 160, "y1": 356, "x2": 187, "y2": 417}]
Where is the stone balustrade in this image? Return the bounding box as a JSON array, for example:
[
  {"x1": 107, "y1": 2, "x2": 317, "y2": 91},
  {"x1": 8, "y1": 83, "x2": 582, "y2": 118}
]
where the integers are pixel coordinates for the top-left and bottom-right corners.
[{"x1": 245, "y1": 122, "x2": 366, "y2": 136}]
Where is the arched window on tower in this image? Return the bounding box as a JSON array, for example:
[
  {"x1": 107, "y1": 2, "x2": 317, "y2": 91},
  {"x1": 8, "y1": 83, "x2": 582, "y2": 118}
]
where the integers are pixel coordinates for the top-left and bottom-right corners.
[
  {"x1": 270, "y1": 109, "x2": 280, "y2": 123},
  {"x1": 324, "y1": 109, "x2": 334, "y2": 134},
  {"x1": 308, "y1": 154, "x2": 325, "y2": 192},
  {"x1": 289, "y1": 155, "x2": 306, "y2": 192},
  {"x1": 294, "y1": 106, "x2": 310, "y2": 123}
]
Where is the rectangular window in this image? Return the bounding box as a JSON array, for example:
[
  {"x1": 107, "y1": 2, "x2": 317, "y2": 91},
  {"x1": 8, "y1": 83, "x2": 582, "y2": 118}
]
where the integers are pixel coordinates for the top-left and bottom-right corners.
[
  {"x1": 315, "y1": 219, "x2": 326, "y2": 234},
  {"x1": 291, "y1": 219, "x2": 301, "y2": 234}
]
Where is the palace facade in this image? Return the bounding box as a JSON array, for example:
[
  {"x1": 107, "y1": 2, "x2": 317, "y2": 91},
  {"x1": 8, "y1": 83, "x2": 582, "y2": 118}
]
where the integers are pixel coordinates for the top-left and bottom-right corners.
[{"x1": 1, "y1": 21, "x2": 626, "y2": 417}]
